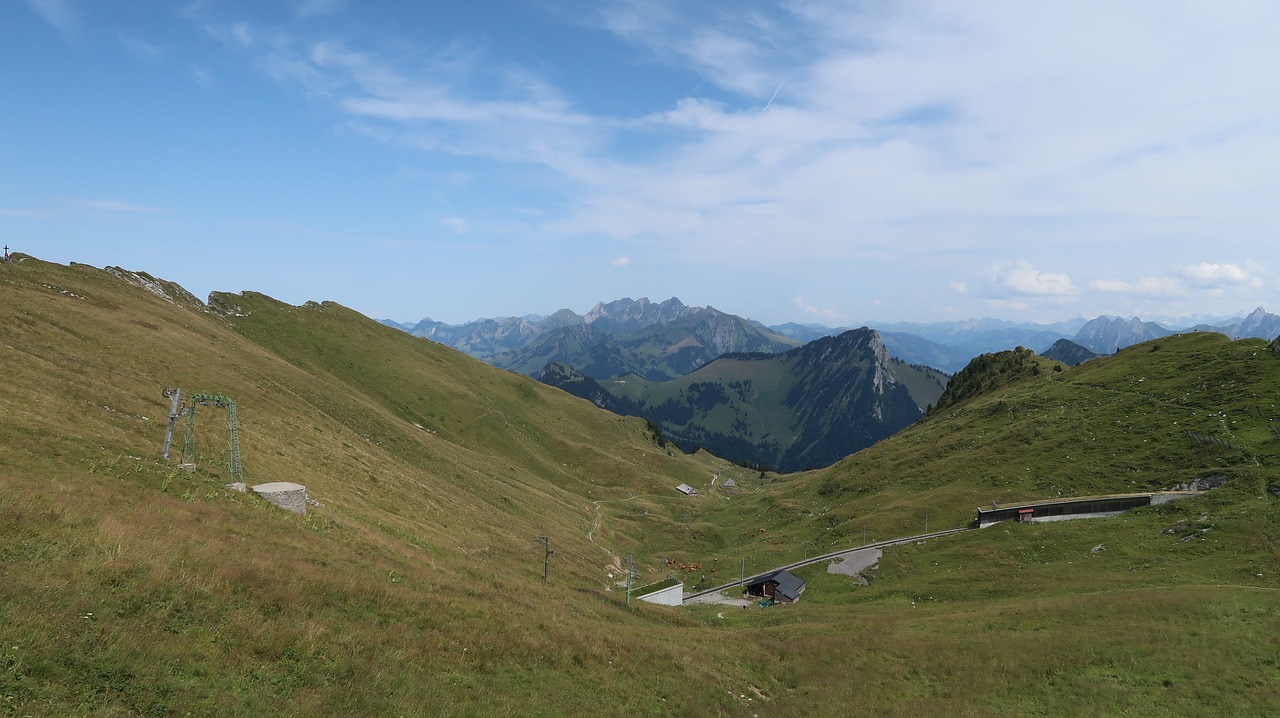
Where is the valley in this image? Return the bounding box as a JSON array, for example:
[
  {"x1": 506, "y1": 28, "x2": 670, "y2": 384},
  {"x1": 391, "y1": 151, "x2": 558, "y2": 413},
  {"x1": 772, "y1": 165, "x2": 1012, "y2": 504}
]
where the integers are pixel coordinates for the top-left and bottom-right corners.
[{"x1": 1, "y1": 255, "x2": 1278, "y2": 717}]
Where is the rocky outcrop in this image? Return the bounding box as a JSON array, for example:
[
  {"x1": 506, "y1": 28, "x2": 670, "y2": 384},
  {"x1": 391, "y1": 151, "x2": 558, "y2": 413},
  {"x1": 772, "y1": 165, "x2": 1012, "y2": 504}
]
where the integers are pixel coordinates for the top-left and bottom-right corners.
[{"x1": 584, "y1": 297, "x2": 697, "y2": 334}]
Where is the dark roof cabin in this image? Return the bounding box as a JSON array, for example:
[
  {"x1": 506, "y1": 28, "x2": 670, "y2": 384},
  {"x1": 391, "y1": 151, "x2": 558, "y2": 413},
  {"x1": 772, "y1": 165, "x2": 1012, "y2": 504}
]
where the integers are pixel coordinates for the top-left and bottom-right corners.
[{"x1": 745, "y1": 569, "x2": 806, "y2": 603}]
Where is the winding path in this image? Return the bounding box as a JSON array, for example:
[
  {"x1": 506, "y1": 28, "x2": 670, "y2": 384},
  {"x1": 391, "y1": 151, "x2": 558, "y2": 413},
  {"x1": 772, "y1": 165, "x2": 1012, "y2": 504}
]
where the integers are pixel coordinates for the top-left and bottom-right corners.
[{"x1": 587, "y1": 493, "x2": 664, "y2": 558}]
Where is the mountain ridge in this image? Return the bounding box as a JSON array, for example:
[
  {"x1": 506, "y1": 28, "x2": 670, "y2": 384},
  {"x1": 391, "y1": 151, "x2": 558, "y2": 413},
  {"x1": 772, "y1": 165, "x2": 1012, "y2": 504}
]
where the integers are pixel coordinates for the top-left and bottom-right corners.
[
  {"x1": 545, "y1": 327, "x2": 948, "y2": 472},
  {"x1": 383, "y1": 299, "x2": 1280, "y2": 381}
]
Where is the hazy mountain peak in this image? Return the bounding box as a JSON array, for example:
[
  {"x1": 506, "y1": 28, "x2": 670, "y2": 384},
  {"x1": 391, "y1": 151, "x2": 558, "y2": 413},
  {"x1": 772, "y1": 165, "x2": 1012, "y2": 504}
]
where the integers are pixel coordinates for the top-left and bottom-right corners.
[
  {"x1": 1235, "y1": 306, "x2": 1280, "y2": 340},
  {"x1": 1074, "y1": 315, "x2": 1172, "y2": 353},
  {"x1": 537, "y1": 308, "x2": 585, "y2": 331},
  {"x1": 584, "y1": 296, "x2": 697, "y2": 334}
]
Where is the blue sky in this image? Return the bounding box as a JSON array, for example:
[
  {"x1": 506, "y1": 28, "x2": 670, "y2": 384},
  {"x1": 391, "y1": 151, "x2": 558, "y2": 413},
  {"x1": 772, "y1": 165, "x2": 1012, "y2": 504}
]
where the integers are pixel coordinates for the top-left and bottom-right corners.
[{"x1": 4, "y1": 1, "x2": 1278, "y2": 326}]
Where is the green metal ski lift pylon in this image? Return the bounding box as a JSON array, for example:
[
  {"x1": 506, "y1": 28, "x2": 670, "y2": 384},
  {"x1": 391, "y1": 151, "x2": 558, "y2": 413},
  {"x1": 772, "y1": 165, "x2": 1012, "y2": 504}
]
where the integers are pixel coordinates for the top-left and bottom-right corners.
[{"x1": 176, "y1": 392, "x2": 244, "y2": 483}]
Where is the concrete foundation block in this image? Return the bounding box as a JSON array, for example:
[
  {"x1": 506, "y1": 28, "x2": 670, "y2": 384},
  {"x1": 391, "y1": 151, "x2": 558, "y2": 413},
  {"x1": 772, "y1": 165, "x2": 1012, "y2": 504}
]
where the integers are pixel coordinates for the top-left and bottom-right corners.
[{"x1": 251, "y1": 482, "x2": 308, "y2": 514}]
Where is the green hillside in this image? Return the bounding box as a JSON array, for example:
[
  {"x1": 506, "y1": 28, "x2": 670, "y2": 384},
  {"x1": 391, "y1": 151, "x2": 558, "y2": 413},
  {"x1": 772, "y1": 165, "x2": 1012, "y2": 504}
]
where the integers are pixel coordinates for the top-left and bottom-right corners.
[
  {"x1": 2, "y1": 255, "x2": 1278, "y2": 716},
  {"x1": 590, "y1": 329, "x2": 948, "y2": 472},
  {"x1": 0, "y1": 256, "x2": 750, "y2": 716}
]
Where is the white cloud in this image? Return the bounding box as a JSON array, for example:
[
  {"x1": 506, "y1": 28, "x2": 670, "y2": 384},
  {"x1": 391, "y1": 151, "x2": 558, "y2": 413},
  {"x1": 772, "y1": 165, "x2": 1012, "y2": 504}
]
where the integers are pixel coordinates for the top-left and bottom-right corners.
[
  {"x1": 441, "y1": 217, "x2": 468, "y2": 234},
  {"x1": 231, "y1": 23, "x2": 253, "y2": 47},
  {"x1": 190, "y1": 65, "x2": 216, "y2": 88},
  {"x1": 221, "y1": 34, "x2": 603, "y2": 172},
  {"x1": 610, "y1": 256, "x2": 632, "y2": 267},
  {"x1": 202, "y1": 21, "x2": 257, "y2": 50},
  {"x1": 118, "y1": 34, "x2": 164, "y2": 62},
  {"x1": 792, "y1": 295, "x2": 838, "y2": 319},
  {"x1": 1178, "y1": 262, "x2": 1264, "y2": 288},
  {"x1": 188, "y1": 3, "x2": 1280, "y2": 321},
  {"x1": 551, "y1": 1, "x2": 1280, "y2": 273},
  {"x1": 23, "y1": 0, "x2": 75, "y2": 37},
  {"x1": 590, "y1": 2, "x2": 785, "y2": 98},
  {"x1": 981, "y1": 261, "x2": 1078, "y2": 297},
  {"x1": 1087, "y1": 277, "x2": 1187, "y2": 298}
]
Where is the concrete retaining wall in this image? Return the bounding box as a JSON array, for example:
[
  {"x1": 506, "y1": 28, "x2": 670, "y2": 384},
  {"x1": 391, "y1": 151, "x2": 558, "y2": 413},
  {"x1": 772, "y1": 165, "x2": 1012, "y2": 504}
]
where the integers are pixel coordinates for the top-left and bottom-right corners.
[
  {"x1": 252, "y1": 482, "x2": 308, "y2": 514},
  {"x1": 637, "y1": 583, "x2": 685, "y2": 606}
]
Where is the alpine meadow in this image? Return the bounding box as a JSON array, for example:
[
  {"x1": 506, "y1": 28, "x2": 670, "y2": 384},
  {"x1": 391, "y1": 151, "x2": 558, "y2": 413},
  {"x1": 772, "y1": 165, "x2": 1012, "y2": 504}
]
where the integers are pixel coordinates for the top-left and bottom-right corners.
[{"x1": 1, "y1": 254, "x2": 1278, "y2": 717}]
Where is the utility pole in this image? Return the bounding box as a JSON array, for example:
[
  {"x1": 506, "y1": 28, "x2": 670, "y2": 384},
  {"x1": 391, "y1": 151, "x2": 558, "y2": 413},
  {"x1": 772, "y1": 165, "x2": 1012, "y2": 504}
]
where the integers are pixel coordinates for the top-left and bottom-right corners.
[
  {"x1": 533, "y1": 536, "x2": 554, "y2": 580},
  {"x1": 863, "y1": 525, "x2": 867, "y2": 546},
  {"x1": 161, "y1": 388, "x2": 183, "y2": 459},
  {"x1": 740, "y1": 556, "x2": 745, "y2": 584},
  {"x1": 626, "y1": 555, "x2": 633, "y2": 606},
  {"x1": 925, "y1": 511, "x2": 930, "y2": 535}
]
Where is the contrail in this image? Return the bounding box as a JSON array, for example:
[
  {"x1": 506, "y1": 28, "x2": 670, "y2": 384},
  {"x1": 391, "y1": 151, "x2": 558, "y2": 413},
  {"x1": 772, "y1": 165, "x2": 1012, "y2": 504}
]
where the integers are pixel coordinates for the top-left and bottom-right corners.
[{"x1": 763, "y1": 79, "x2": 786, "y2": 111}]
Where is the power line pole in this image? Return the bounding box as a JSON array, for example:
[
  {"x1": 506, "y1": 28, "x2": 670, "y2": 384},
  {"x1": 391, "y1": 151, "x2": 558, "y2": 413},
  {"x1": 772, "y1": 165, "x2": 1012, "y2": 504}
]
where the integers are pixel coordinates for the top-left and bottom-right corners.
[
  {"x1": 740, "y1": 556, "x2": 745, "y2": 584},
  {"x1": 533, "y1": 536, "x2": 554, "y2": 580},
  {"x1": 626, "y1": 555, "x2": 633, "y2": 606},
  {"x1": 161, "y1": 388, "x2": 183, "y2": 459},
  {"x1": 863, "y1": 525, "x2": 867, "y2": 546},
  {"x1": 925, "y1": 511, "x2": 930, "y2": 535}
]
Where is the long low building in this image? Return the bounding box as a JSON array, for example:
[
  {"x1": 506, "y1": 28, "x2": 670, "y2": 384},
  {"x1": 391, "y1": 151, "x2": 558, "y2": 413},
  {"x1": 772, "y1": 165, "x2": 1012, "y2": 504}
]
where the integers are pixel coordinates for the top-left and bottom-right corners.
[{"x1": 976, "y1": 491, "x2": 1204, "y2": 528}]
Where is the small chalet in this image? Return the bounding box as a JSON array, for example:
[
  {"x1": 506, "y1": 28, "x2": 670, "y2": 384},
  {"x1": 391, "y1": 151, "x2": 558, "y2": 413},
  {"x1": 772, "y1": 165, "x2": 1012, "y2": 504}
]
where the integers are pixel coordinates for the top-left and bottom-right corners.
[
  {"x1": 745, "y1": 569, "x2": 806, "y2": 603},
  {"x1": 675, "y1": 484, "x2": 698, "y2": 496}
]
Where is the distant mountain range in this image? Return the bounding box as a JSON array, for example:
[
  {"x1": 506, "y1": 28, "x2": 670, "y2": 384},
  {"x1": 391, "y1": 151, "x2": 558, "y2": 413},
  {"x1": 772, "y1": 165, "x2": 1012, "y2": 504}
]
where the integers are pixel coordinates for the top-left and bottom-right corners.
[
  {"x1": 540, "y1": 328, "x2": 948, "y2": 472},
  {"x1": 1189, "y1": 306, "x2": 1280, "y2": 345},
  {"x1": 770, "y1": 308, "x2": 1280, "y2": 371},
  {"x1": 383, "y1": 297, "x2": 798, "y2": 381},
  {"x1": 383, "y1": 301, "x2": 1280, "y2": 377}
]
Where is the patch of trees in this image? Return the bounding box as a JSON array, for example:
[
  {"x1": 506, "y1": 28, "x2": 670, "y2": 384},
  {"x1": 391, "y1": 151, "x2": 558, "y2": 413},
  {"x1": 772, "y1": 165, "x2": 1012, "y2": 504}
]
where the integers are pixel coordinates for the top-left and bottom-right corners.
[
  {"x1": 643, "y1": 398, "x2": 695, "y2": 425},
  {"x1": 685, "y1": 381, "x2": 730, "y2": 411},
  {"x1": 668, "y1": 425, "x2": 779, "y2": 472},
  {"x1": 727, "y1": 379, "x2": 754, "y2": 402},
  {"x1": 930, "y1": 347, "x2": 1043, "y2": 414},
  {"x1": 716, "y1": 351, "x2": 775, "y2": 361}
]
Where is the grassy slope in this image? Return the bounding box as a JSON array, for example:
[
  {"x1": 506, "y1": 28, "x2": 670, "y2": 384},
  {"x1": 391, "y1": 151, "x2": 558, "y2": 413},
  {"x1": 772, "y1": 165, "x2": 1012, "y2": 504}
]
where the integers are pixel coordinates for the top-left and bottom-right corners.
[
  {"x1": 668, "y1": 332, "x2": 1280, "y2": 715},
  {"x1": 607, "y1": 357, "x2": 798, "y2": 446},
  {"x1": 0, "y1": 257, "x2": 779, "y2": 717},
  {"x1": 2, "y1": 256, "x2": 1277, "y2": 716},
  {"x1": 603, "y1": 346, "x2": 946, "y2": 471},
  {"x1": 669, "y1": 332, "x2": 1279, "y2": 564}
]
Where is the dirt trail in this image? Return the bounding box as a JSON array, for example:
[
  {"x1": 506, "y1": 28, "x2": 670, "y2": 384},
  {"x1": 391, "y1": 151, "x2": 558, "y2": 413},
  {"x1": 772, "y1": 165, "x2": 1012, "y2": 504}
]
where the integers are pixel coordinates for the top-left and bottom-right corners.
[{"x1": 587, "y1": 493, "x2": 664, "y2": 564}]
